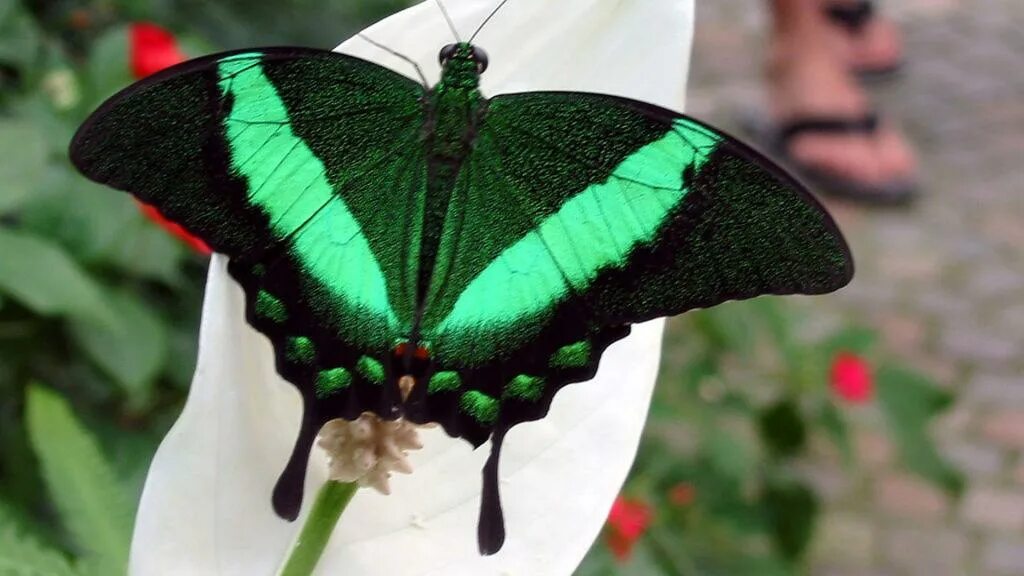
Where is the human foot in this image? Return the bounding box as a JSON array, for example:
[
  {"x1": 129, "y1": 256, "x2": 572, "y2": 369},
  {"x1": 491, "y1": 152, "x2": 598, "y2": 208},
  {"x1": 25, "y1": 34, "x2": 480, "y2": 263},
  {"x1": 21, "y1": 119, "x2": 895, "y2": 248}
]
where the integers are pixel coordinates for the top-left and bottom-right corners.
[
  {"x1": 824, "y1": 0, "x2": 905, "y2": 77},
  {"x1": 764, "y1": 42, "x2": 918, "y2": 203}
]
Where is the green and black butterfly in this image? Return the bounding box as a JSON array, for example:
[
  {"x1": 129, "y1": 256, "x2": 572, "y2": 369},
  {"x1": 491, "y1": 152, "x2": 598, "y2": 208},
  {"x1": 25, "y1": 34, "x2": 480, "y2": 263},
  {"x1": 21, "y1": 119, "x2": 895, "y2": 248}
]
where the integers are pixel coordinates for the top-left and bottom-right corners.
[{"x1": 70, "y1": 21, "x2": 853, "y2": 554}]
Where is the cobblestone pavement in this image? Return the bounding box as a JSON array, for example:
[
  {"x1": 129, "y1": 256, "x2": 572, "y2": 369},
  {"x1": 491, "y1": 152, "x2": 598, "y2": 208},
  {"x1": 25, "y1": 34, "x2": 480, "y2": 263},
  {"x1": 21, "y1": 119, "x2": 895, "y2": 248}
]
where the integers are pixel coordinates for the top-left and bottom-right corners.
[{"x1": 686, "y1": 1, "x2": 1023, "y2": 574}]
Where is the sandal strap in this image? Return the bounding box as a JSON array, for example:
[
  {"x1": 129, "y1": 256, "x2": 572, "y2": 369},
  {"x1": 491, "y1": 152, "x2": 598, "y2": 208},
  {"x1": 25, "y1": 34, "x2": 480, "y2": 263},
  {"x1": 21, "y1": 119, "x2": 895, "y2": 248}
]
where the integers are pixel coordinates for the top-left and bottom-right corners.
[
  {"x1": 778, "y1": 113, "x2": 880, "y2": 144},
  {"x1": 825, "y1": 1, "x2": 876, "y2": 31}
]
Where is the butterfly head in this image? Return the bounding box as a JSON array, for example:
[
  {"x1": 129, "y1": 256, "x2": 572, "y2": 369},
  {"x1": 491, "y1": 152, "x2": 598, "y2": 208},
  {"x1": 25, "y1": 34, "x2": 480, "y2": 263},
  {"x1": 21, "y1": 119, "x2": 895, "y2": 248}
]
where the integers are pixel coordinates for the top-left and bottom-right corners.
[{"x1": 439, "y1": 42, "x2": 489, "y2": 74}]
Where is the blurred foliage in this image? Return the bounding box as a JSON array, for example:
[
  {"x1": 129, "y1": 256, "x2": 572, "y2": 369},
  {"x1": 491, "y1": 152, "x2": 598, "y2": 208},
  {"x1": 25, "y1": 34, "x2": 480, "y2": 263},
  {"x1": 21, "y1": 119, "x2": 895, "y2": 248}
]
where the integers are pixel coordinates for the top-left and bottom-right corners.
[
  {"x1": 577, "y1": 299, "x2": 962, "y2": 575},
  {"x1": 0, "y1": 1, "x2": 959, "y2": 574}
]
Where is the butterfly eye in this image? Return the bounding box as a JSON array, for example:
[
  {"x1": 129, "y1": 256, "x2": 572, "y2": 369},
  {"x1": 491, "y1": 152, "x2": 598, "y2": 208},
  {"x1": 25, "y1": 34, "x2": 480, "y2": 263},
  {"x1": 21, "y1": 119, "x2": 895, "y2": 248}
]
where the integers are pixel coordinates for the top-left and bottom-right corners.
[
  {"x1": 472, "y1": 46, "x2": 489, "y2": 73},
  {"x1": 439, "y1": 43, "x2": 459, "y2": 66}
]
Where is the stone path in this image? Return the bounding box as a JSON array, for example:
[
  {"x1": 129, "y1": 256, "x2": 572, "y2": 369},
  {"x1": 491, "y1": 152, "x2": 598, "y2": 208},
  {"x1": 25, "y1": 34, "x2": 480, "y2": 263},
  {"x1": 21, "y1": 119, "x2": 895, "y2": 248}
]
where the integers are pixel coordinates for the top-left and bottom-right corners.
[{"x1": 686, "y1": 1, "x2": 1024, "y2": 574}]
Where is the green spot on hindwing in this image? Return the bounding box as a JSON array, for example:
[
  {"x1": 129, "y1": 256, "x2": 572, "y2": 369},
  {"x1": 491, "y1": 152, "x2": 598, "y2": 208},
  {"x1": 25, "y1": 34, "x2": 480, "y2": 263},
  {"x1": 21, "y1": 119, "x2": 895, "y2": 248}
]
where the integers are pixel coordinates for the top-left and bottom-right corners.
[
  {"x1": 286, "y1": 336, "x2": 315, "y2": 364},
  {"x1": 356, "y1": 356, "x2": 385, "y2": 385},
  {"x1": 460, "y1": 391, "x2": 499, "y2": 425},
  {"x1": 503, "y1": 375, "x2": 546, "y2": 402},
  {"x1": 255, "y1": 290, "x2": 288, "y2": 323},
  {"x1": 428, "y1": 371, "x2": 462, "y2": 394},
  {"x1": 316, "y1": 368, "x2": 352, "y2": 398},
  {"x1": 550, "y1": 341, "x2": 592, "y2": 369}
]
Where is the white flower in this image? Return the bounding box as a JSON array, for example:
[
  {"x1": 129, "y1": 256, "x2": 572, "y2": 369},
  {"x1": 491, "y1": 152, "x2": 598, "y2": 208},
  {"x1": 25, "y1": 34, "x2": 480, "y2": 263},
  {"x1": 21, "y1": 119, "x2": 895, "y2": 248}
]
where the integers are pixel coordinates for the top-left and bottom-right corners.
[
  {"x1": 42, "y1": 69, "x2": 80, "y2": 110},
  {"x1": 129, "y1": 1, "x2": 695, "y2": 574}
]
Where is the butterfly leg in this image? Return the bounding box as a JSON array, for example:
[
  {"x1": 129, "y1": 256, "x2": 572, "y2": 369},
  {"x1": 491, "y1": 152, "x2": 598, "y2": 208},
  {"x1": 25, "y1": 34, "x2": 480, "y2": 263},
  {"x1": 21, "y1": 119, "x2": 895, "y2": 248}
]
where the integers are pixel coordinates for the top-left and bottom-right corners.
[{"x1": 378, "y1": 362, "x2": 404, "y2": 421}]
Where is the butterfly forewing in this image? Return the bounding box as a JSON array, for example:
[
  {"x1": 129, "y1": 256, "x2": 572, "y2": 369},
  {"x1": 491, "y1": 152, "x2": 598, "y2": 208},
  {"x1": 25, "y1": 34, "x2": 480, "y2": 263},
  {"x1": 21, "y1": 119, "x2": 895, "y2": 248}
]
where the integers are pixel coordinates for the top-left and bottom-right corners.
[{"x1": 71, "y1": 47, "x2": 432, "y2": 519}]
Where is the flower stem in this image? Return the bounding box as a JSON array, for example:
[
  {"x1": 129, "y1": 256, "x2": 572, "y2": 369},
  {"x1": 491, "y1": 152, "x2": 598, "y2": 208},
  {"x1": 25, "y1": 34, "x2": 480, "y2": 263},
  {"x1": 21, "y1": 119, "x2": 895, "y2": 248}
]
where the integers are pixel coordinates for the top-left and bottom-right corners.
[{"x1": 279, "y1": 481, "x2": 359, "y2": 576}]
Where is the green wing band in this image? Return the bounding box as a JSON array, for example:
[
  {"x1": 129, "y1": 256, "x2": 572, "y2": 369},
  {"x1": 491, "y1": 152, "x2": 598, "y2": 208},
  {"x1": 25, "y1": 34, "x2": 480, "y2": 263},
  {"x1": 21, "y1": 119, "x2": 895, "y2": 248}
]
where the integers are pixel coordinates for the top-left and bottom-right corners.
[
  {"x1": 218, "y1": 54, "x2": 400, "y2": 344},
  {"x1": 435, "y1": 119, "x2": 719, "y2": 361}
]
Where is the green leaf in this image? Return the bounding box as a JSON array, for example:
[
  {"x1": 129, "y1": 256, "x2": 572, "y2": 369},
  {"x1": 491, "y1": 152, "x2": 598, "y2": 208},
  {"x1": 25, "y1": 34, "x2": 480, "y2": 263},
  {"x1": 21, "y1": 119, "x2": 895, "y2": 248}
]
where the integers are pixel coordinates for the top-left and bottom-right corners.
[
  {"x1": 704, "y1": 428, "x2": 755, "y2": 481},
  {"x1": 0, "y1": 0, "x2": 41, "y2": 72},
  {"x1": 85, "y1": 27, "x2": 131, "y2": 106},
  {"x1": 645, "y1": 525, "x2": 699, "y2": 575},
  {"x1": 758, "y1": 400, "x2": 807, "y2": 458},
  {"x1": 876, "y1": 365, "x2": 964, "y2": 495},
  {"x1": 97, "y1": 221, "x2": 187, "y2": 287},
  {"x1": 0, "y1": 502, "x2": 77, "y2": 576},
  {"x1": 0, "y1": 394, "x2": 48, "y2": 530},
  {"x1": 756, "y1": 298, "x2": 796, "y2": 349},
  {"x1": 612, "y1": 540, "x2": 668, "y2": 576},
  {"x1": 820, "y1": 326, "x2": 879, "y2": 358},
  {"x1": 819, "y1": 403, "x2": 854, "y2": 467},
  {"x1": 729, "y1": 554, "x2": 795, "y2": 576},
  {"x1": 19, "y1": 177, "x2": 187, "y2": 286},
  {"x1": 691, "y1": 303, "x2": 757, "y2": 355},
  {"x1": 69, "y1": 289, "x2": 167, "y2": 404},
  {"x1": 762, "y1": 479, "x2": 819, "y2": 562},
  {"x1": 25, "y1": 385, "x2": 132, "y2": 576},
  {"x1": 0, "y1": 229, "x2": 117, "y2": 328},
  {"x1": 0, "y1": 120, "x2": 48, "y2": 215}
]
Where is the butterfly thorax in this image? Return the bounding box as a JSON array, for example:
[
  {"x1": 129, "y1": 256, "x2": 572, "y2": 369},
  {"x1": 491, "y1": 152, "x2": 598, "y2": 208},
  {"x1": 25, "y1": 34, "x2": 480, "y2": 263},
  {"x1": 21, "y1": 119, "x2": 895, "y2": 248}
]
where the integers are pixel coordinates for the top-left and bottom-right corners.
[{"x1": 427, "y1": 45, "x2": 486, "y2": 160}]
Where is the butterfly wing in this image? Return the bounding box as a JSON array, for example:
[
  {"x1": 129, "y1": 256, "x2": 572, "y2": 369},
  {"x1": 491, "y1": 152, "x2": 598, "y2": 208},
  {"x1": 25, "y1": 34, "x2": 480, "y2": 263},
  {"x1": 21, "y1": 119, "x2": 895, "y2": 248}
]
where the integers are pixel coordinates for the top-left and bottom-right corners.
[
  {"x1": 412, "y1": 92, "x2": 852, "y2": 553},
  {"x1": 70, "y1": 47, "x2": 429, "y2": 518},
  {"x1": 411, "y1": 93, "x2": 851, "y2": 553},
  {"x1": 416, "y1": 90, "x2": 853, "y2": 440}
]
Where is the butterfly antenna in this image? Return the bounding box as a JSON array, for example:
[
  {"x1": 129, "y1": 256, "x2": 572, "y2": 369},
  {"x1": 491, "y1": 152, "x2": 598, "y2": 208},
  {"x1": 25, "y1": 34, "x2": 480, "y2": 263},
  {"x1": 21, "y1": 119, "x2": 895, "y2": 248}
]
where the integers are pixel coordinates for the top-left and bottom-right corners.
[
  {"x1": 356, "y1": 33, "x2": 429, "y2": 88},
  {"x1": 434, "y1": 0, "x2": 463, "y2": 42},
  {"x1": 469, "y1": 0, "x2": 512, "y2": 44}
]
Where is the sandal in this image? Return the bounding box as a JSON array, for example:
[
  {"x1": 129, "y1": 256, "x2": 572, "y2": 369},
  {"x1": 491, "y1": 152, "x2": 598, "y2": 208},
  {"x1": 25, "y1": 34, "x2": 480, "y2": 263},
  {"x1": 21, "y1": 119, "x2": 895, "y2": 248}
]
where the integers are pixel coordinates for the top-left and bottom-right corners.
[
  {"x1": 825, "y1": 0, "x2": 905, "y2": 81},
  {"x1": 741, "y1": 110, "x2": 919, "y2": 206}
]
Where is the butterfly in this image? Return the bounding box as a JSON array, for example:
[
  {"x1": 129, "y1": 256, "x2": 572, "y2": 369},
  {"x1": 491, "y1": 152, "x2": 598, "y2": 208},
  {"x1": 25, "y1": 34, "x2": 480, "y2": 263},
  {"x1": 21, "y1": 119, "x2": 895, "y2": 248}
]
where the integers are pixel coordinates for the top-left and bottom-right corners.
[{"x1": 70, "y1": 9, "x2": 852, "y2": 555}]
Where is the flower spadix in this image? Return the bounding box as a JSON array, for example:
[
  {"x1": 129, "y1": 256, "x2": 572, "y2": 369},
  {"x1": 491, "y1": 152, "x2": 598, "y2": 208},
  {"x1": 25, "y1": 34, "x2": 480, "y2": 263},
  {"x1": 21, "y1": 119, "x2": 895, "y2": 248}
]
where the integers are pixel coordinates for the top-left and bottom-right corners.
[
  {"x1": 318, "y1": 414, "x2": 424, "y2": 494},
  {"x1": 129, "y1": 1, "x2": 695, "y2": 575}
]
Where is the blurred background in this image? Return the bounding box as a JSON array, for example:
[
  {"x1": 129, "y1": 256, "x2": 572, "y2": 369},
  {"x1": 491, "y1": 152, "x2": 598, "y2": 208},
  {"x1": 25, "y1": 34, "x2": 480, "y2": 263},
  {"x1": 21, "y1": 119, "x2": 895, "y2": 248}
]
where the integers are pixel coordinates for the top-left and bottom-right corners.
[{"x1": 0, "y1": 0, "x2": 1020, "y2": 574}]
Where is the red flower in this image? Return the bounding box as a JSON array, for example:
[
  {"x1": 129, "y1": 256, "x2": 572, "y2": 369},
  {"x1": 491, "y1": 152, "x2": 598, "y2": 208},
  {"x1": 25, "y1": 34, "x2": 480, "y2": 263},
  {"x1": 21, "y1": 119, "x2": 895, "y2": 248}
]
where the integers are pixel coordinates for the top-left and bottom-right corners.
[
  {"x1": 830, "y1": 352, "x2": 873, "y2": 404},
  {"x1": 138, "y1": 202, "x2": 211, "y2": 255},
  {"x1": 130, "y1": 23, "x2": 186, "y2": 79},
  {"x1": 669, "y1": 483, "x2": 695, "y2": 507},
  {"x1": 605, "y1": 496, "x2": 652, "y2": 561}
]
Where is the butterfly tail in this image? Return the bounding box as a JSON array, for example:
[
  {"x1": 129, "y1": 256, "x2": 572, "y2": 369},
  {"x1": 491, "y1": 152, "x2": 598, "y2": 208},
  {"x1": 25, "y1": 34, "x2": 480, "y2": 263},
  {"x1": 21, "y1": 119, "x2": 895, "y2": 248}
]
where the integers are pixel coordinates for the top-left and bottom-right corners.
[
  {"x1": 478, "y1": 427, "x2": 508, "y2": 555},
  {"x1": 273, "y1": 396, "x2": 319, "y2": 521}
]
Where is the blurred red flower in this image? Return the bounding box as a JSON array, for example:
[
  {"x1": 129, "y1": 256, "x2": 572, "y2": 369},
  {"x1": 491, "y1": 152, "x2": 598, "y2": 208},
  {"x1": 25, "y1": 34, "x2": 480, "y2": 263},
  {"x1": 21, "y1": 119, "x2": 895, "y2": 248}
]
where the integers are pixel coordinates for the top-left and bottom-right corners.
[
  {"x1": 606, "y1": 496, "x2": 652, "y2": 561},
  {"x1": 138, "y1": 202, "x2": 211, "y2": 255},
  {"x1": 830, "y1": 352, "x2": 874, "y2": 404},
  {"x1": 669, "y1": 483, "x2": 696, "y2": 507},
  {"x1": 130, "y1": 23, "x2": 186, "y2": 79}
]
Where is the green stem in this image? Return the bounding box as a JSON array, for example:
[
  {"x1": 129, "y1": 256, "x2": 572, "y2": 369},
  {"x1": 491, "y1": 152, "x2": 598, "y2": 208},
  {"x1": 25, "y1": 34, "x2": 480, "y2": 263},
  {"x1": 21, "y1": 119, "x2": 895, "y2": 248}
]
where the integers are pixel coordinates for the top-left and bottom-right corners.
[{"x1": 279, "y1": 481, "x2": 359, "y2": 576}]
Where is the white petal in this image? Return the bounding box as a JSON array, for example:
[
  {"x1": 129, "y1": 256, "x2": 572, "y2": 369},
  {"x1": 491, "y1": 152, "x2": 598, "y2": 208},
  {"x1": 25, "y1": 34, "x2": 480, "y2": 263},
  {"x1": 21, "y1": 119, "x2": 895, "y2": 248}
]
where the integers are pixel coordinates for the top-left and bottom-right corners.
[
  {"x1": 130, "y1": 257, "x2": 328, "y2": 576},
  {"x1": 129, "y1": 1, "x2": 694, "y2": 575}
]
